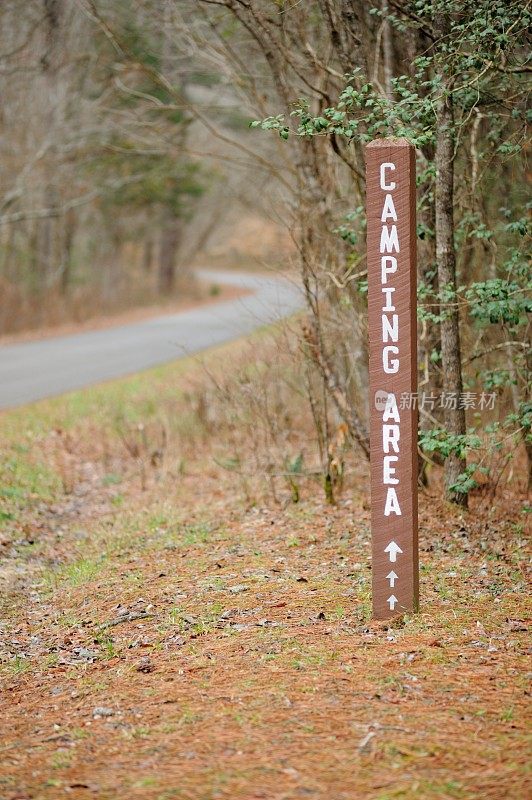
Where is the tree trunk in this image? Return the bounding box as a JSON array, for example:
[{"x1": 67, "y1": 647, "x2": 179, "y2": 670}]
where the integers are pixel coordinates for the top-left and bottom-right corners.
[
  {"x1": 37, "y1": 0, "x2": 64, "y2": 290},
  {"x1": 434, "y1": 12, "x2": 468, "y2": 507},
  {"x1": 417, "y1": 161, "x2": 442, "y2": 483},
  {"x1": 142, "y1": 237, "x2": 153, "y2": 273},
  {"x1": 60, "y1": 207, "x2": 75, "y2": 294},
  {"x1": 156, "y1": 0, "x2": 184, "y2": 297},
  {"x1": 158, "y1": 211, "x2": 180, "y2": 295},
  {"x1": 381, "y1": 1, "x2": 394, "y2": 100},
  {"x1": 35, "y1": 198, "x2": 54, "y2": 287}
]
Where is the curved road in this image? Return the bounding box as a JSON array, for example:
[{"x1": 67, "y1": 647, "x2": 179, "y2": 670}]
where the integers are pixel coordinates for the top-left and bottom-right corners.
[{"x1": 0, "y1": 269, "x2": 303, "y2": 410}]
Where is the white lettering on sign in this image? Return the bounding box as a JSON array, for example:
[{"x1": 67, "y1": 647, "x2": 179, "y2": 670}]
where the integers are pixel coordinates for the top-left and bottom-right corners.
[
  {"x1": 380, "y1": 162, "x2": 396, "y2": 191},
  {"x1": 382, "y1": 313, "x2": 399, "y2": 342},
  {"x1": 381, "y1": 256, "x2": 397, "y2": 283},
  {"x1": 383, "y1": 455, "x2": 398, "y2": 484},
  {"x1": 381, "y1": 194, "x2": 398, "y2": 222},
  {"x1": 382, "y1": 287, "x2": 396, "y2": 311},
  {"x1": 380, "y1": 226, "x2": 400, "y2": 253},
  {"x1": 383, "y1": 346, "x2": 399, "y2": 374},
  {"x1": 383, "y1": 393, "x2": 400, "y2": 422},
  {"x1": 379, "y1": 169, "x2": 400, "y2": 383},
  {"x1": 383, "y1": 423, "x2": 400, "y2": 453},
  {"x1": 384, "y1": 489, "x2": 402, "y2": 516},
  {"x1": 379, "y1": 163, "x2": 404, "y2": 586}
]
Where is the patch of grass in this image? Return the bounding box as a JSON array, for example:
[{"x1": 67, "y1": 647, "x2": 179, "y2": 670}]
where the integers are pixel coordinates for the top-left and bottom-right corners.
[
  {"x1": 44, "y1": 778, "x2": 63, "y2": 788},
  {"x1": 332, "y1": 605, "x2": 346, "y2": 620},
  {"x1": 1, "y1": 655, "x2": 31, "y2": 676},
  {"x1": 179, "y1": 522, "x2": 212, "y2": 546},
  {"x1": 102, "y1": 472, "x2": 122, "y2": 486},
  {"x1": 166, "y1": 602, "x2": 224, "y2": 636},
  {"x1": 70, "y1": 727, "x2": 89, "y2": 741},
  {"x1": 286, "y1": 536, "x2": 300, "y2": 547},
  {"x1": 50, "y1": 750, "x2": 74, "y2": 770},
  {"x1": 94, "y1": 634, "x2": 118, "y2": 660},
  {"x1": 44, "y1": 556, "x2": 106, "y2": 589},
  {"x1": 133, "y1": 776, "x2": 159, "y2": 789},
  {"x1": 56, "y1": 612, "x2": 82, "y2": 628},
  {"x1": 376, "y1": 779, "x2": 464, "y2": 799},
  {"x1": 177, "y1": 708, "x2": 202, "y2": 727},
  {"x1": 123, "y1": 726, "x2": 151, "y2": 740},
  {"x1": 0, "y1": 454, "x2": 61, "y2": 528}
]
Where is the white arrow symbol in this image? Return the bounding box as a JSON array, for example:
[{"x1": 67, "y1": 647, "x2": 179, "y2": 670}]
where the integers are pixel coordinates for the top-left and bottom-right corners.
[
  {"x1": 386, "y1": 570, "x2": 398, "y2": 588},
  {"x1": 388, "y1": 595, "x2": 398, "y2": 611},
  {"x1": 384, "y1": 541, "x2": 403, "y2": 563}
]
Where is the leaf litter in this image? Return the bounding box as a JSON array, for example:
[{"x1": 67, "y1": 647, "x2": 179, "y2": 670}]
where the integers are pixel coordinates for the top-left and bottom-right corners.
[{"x1": 0, "y1": 348, "x2": 529, "y2": 800}]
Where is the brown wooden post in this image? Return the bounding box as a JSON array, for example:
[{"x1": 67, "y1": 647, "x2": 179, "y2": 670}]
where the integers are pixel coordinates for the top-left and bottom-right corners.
[{"x1": 365, "y1": 138, "x2": 419, "y2": 619}]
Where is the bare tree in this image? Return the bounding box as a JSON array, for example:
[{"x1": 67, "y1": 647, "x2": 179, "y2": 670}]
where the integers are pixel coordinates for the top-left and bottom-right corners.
[{"x1": 433, "y1": 10, "x2": 467, "y2": 506}]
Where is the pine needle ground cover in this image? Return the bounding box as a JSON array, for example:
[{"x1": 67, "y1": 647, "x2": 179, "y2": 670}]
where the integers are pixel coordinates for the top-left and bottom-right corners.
[{"x1": 0, "y1": 339, "x2": 529, "y2": 800}]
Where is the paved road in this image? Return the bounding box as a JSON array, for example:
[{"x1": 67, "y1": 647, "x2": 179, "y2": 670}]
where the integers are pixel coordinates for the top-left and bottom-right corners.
[{"x1": 0, "y1": 269, "x2": 303, "y2": 410}]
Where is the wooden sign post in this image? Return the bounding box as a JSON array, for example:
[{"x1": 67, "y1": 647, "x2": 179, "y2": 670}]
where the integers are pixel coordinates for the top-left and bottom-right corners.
[{"x1": 365, "y1": 139, "x2": 419, "y2": 619}]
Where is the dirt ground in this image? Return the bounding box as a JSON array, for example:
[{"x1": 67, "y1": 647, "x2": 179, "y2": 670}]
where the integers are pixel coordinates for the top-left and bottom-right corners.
[{"x1": 0, "y1": 339, "x2": 530, "y2": 800}]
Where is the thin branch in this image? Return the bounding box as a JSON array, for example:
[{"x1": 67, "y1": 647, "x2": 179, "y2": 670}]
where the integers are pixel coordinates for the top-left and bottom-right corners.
[{"x1": 463, "y1": 341, "x2": 530, "y2": 366}]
